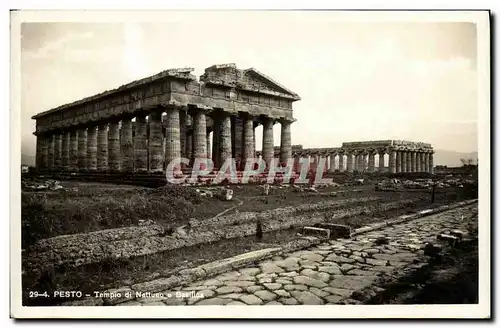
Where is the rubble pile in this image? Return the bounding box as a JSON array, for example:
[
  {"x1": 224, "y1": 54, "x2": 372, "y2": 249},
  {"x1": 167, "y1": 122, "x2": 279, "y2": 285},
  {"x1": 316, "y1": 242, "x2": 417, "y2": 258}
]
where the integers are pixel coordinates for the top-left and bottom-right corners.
[{"x1": 22, "y1": 178, "x2": 64, "y2": 191}]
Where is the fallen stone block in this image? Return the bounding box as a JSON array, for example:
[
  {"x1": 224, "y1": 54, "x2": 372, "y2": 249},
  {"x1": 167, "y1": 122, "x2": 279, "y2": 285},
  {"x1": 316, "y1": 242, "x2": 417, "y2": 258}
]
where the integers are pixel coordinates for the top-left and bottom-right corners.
[
  {"x1": 315, "y1": 223, "x2": 351, "y2": 239},
  {"x1": 450, "y1": 229, "x2": 466, "y2": 240},
  {"x1": 437, "y1": 234, "x2": 459, "y2": 245},
  {"x1": 302, "y1": 227, "x2": 330, "y2": 240}
]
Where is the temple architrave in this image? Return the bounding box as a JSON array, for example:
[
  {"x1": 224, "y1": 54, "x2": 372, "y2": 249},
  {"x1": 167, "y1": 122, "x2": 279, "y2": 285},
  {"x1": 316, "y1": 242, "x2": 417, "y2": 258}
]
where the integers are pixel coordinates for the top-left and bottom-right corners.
[{"x1": 32, "y1": 64, "x2": 301, "y2": 173}]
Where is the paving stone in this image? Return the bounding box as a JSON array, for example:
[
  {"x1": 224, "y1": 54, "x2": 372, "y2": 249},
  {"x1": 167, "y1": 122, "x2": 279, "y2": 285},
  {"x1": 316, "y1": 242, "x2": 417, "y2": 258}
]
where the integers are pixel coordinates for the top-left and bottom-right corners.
[
  {"x1": 308, "y1": 287, "x2": 330, "y2": 298},
  {"x1": 329, "y1": 275, "x2": 378, "y2": 290},
  {"x1": 340, "y1": 263, "x2": 357, "y2": 273},
  {"x1": 365, "y1": 258, "x2": 389, "y2": 266},
  {"x1": 256, "y1": 273, "x2": 278, "y2": 279},
  {"x1": 240, "y1": 294, "x2": 264, "y2": 305},
  {"x1": 293, "y1": 275, "x2": 328, "y2": 288},
  {"x1": 116, "y1": 300, "x2": 142, "y2": 306},
  {"x1": 372, "y1": 253, "x2": 416, "y2": 263},
  {"x1": 346, "y1": 269, "x2": 376, "y2": 276},
  {"x1": 227, "y1": 301, "x2": 246, "y2": 305},
  {"x1": 143, "y1": 301, "x2": 167, "y2": 306},
  {"x1": 215, "y1": 286, "x2": 243, "y2": 294},
  {"x1": 184, "y1": 285, "x2": 211, "y2": 291},
  {"x1": 275, "y1": 279, "x2": 292, "y2": 285},
  {"x1": 325, "y1": 254, "x2": 356, "y2": 264},
  {"x1": 318, "y1": 265, "x2": 342, "y2": 275},
  {"x1": 255, "y1": 290, "x2": 277, "y2": 301},
  {"x1": 275, "y1": 257, "x2": 300, "y2": 271},
  {"x1": 238, "y1": 267, "x2": 261, "y2": 276},
  {"x1": 299, "y1": 252, "x2": 324, "y2": 262},
  {"x1": 322, "y1": 287, "x2": 354, "y2": 298},
  {"x1": 300, "y1": 268, "x2": 330, "y2": 282},
  {"x1": 218, "y1": 271, "x2": 241, "y2": 281},
  {"x1": 284, "y1": 284, "x2": 308, "y2": 291},
  {"x1": 219, "y1": 293, "x2": 245, "y2": 300},
  {"x1": 196, "y1": 298, "x2": 232, "y2": 305},
  {"x1": 237, "y1": 275, "x2": 257, "y2": 281},
  {"x1": 265, "y1": 301, "x2": 283, "y2": 305},
  {"x1": 279, "y1": 297, "x2": 299, "y2": 305},
  {"x1": 202, "y1": 279, "x2": 224, "y2": 287},
  {"x1": 245, "y1": 285, "x2": 264, "y2": 293},
  {"x1": 290, "y1": 290, "x2": 324, "y2": 305},
  {"x1": 224, "y1": 280, "x2": 255, "y2": 287},
  {"x1": 279, "y1": 271, "x2": 299, "y2": 277},
  {"x1": 263, "y1": 283, "x2": 282, "y2": 290},
  {"x1": 324, "y1": 295, "x2": 343, "y2": 304},
  {"x1": 258, "y1": 278, "x2": 274, "y2": 284},
  {"x1": 364, "y1": 248, "x2": 380, "y2": 255},
  {"x1": 351, "y1": 255, "x2": 365, "y2": 263},
  {"x1": 260, "y1": 262, "x2": 285, "y2": 274},
  {"x1": 274, "y1": 289, "x2": 291, "y2": 298}
]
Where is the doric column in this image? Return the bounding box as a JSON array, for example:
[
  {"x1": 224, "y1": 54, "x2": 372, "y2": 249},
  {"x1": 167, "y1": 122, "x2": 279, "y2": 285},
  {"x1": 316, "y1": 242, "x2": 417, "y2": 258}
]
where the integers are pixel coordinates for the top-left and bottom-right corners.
[
  {"x1": 388, "y1": 149, "x2": 396, "y2": 173},
  {"x1": 35, "y1": 136, "x2": 43, "y2": 169},
  {"x1": 108, "y1": 120, "x2": 120, "y2": 171},
  {"x1": 415, "y1": 152, "x2": 421, "y2": 172},
  {"x1": 179, "y1": 110, "x2": 187, "y2": 159},
  {"x1": 40, "y1": 135, "x2": 49, "y2": 169},
  {"x1": 279, "y1": 119, "x2": 292, "y2": 164},
  {"x1": 346, "y1": 152, "x2": 353, "y2": 172},
  {"x1": 134, "y1": 115, "x2": 147, "y2": 172},
  {"x1": 186, "y1": 132, "x2": 193, "y2": 163},
  {"x1": 206, "y1": 129, "x2": 211, "y2": 159},
  {"x1": 429, "y1": 152, "x2": 434, "y2": 174},
  {"x1": 368, "y1": 150, "x2": 375, "y2": 173},
  {"x1": 165, "y1": 106, "x2": 181, "y2": 166},
  {"x1": 120, "y1": 118, "x2": 134, "y2": 172},
  {"x1": 401, "y1": 151, "x2": 407, "y2": 173},
  {"x1": 148, "y1": 111, "x2": 164, "y2": 172},
  {"x1": 62, "y1": 131, "x2": 70, "y2": 170},
  {"x1": 378, "y1": 149, "x2": 385, "y2": 172},
  {"x1": 262, "y1": 117, "x2": 274, "y2": 168},
  {"x1": 53, "y1": 132, "x2": 62, "y2": 170},
  {"x1": 423, "y1": 152, "x2": 429, "y2": 173},
  {"x1": 411, "y1": 151, "x2": 417, "y2": 172},
  {"x1": 46, "y1": 133, "x2": 54, "y2": 170},
  {"x1": 77, "y1": 127, "x2": 87, "y2": 170},
  {"x1": 211, "y1": 117, "x2": 220, "y2": 169},
  {"x1": 192, "y1": 108, "x2": 208, "y2": 161},
  {"x1": 69, "y1": 129, "x2": 78, "y2": 170},
  {"x1": 97, "y1": 123, "x2": 108, "y2": 171},
  {"x1": 86, "y1": 125, "x2": 97, "y2": 171},
  {"x1": 231, "y1": 116, "x2": 243, "y2": 161},
  {"x1": 243, "y1": 116, "x2": 255, "y2": 164},
  {"x1": 394, "y1": 150, "x2": 400, "y2": 173},
  {"x1": 219, "y1": 113, "x2": 232, "y2": 168},
  {"x1": 420, "y1": 152, "x2": 426, "y2": 172},
  {"x1": 328, "y1": 154, "x2": 335, "y2": 173},
  {"x1": 338, "y1": 153, "x2": 344, "y2": 172}
]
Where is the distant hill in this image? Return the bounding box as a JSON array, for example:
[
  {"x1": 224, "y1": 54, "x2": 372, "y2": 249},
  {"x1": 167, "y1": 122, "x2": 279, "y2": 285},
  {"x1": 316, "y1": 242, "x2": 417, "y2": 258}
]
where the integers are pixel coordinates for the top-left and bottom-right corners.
[
  {"x1": 434, "y1": 149, "x2": 478, "y2": 167},
  {"x1": 21, "y1": 153, "x2": 35, "y2": 167}
]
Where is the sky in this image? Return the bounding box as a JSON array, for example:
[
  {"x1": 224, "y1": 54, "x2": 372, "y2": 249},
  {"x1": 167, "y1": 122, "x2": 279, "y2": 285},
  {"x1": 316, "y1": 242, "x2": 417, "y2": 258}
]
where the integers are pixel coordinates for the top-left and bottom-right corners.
[{"x1": 19, "y1": 12, "x2": 479, "y2": 161}]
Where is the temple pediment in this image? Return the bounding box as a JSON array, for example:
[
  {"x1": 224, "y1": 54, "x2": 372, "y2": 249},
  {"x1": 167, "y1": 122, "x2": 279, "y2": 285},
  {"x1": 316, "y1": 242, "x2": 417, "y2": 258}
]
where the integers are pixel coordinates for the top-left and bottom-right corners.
[{"x1": 201, "y1": 64, "x2": 300, "y2": 100}]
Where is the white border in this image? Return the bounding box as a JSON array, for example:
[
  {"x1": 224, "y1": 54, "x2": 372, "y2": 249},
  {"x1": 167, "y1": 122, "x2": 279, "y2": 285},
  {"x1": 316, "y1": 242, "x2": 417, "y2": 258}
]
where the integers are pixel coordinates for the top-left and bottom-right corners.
[{"x1": 9, "y1": 8, "x2": 491, "y2": 320}]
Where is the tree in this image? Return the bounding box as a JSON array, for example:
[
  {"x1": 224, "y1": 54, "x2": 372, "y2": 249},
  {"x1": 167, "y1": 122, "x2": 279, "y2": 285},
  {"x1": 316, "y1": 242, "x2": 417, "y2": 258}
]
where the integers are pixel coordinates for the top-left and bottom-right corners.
[{"x1": 460, "y1": 158, "x2": 474, "y2": 167}]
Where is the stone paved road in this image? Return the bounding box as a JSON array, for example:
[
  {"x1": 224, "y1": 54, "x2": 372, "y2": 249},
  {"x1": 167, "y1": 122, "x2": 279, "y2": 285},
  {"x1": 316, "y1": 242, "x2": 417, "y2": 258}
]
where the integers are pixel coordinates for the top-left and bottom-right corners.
[{"x1": 118, "y1": 203, "x2": 478, "y2": 306}]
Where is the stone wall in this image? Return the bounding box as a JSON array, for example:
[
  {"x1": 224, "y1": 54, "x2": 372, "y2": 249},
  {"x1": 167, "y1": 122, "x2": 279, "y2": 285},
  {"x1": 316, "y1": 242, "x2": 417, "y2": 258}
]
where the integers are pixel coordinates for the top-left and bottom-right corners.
[{"x1": 23, "y1": 196, "x2": 417, "y2": 275}]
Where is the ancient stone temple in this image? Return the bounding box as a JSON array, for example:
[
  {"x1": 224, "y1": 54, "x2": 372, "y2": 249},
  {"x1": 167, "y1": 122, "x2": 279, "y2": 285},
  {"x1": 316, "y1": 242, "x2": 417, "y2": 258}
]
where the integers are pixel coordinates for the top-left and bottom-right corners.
[
  {"x1": 260, "y1": 140, "x2": 435, "y2": 174},
  {"x1": 32, "y1": 64, "x2": 301, "y2": 173}
]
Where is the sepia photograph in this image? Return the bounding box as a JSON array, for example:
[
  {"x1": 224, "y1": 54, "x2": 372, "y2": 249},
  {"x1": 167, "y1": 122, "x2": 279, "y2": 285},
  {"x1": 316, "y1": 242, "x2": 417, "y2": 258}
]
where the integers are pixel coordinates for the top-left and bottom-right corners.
[{"x1": 10, "y1": 9, "x2": 490, "y2": 319}]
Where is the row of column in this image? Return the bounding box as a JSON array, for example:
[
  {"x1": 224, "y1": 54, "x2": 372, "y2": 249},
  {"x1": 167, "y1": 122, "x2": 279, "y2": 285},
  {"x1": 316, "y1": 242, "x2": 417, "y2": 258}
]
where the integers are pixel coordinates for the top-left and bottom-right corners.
[
  {"x1": 290, "y1": 149, "x2": 434, "y2": 174},
  {"x1": 35, "y1": 108, "x2": 294, "y2": 172}
]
